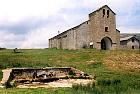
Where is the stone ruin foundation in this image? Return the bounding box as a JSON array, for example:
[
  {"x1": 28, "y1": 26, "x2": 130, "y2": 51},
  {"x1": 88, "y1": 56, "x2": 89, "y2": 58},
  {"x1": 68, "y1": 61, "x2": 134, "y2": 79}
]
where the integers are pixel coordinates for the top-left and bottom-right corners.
[{"x1": 0, "y1": 67, "x2": 95, "y2": 88}]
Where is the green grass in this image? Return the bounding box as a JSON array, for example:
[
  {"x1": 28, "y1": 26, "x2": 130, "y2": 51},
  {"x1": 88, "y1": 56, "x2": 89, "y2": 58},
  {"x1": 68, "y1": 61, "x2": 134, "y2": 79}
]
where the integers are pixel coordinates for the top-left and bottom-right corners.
[{"x1": 0, "y1": 48, "x2": 140, "y2": 94}]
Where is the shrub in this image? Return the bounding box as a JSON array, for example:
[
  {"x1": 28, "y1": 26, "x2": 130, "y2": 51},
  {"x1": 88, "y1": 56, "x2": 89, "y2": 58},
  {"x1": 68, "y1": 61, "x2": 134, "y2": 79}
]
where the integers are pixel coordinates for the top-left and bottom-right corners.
[
  {"x1": 72, "y1": 83, "x2": 102, "y2": 94},
  {"x1": 98, "y1": 79, "x2": 111, "y2": 86},
  {"x1": 68, "y1": 70, "x2": 76, "y2": 76}
]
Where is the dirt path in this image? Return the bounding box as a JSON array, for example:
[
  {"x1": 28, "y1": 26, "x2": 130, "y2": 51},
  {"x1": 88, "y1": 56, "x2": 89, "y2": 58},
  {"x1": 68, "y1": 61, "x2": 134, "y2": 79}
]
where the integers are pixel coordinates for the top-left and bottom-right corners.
[
  {"x1": 17, "y1": 79, "x2": 95, "y2": 88},
  {"x1": 0, "y1": 69, "x2": 12, "y2": 87}
]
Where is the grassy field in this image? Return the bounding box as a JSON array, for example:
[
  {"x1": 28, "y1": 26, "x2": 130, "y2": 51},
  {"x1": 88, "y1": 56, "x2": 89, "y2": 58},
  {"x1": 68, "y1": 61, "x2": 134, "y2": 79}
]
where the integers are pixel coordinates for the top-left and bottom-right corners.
[{"x1": 0, "y1": 48, "x2": 140, "y2": 94}]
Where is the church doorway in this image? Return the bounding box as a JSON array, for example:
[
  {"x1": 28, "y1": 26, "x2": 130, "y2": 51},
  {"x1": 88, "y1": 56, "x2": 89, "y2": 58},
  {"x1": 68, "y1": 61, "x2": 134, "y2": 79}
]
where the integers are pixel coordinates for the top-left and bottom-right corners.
[{"x1": 101, "y1": 37, "x2": 112, "y2": 50}]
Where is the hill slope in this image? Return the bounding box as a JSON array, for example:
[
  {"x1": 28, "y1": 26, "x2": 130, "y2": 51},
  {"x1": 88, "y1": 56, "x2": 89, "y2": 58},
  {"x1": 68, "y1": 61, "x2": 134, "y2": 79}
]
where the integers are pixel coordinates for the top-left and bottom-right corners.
[{"x1": 0, "y1": 49, "x2": 140, "y2": 94}]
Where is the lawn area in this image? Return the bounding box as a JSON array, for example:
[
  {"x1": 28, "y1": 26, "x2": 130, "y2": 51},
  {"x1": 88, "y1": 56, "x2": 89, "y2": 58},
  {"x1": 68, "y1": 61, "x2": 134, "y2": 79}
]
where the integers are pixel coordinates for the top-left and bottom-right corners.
[{"x1": 0, "y1": 48, "x2": 140, "y2": 94}]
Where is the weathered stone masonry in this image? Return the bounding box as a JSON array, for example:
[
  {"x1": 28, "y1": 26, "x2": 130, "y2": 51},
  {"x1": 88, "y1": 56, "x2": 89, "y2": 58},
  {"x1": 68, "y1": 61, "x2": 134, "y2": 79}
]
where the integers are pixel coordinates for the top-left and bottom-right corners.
[
  {"x1": 49, "y1": 5, "x2": 120, "y2": 50},
  {"x1": 0, "y1": 67, "x2": 93, "y2": 88}
]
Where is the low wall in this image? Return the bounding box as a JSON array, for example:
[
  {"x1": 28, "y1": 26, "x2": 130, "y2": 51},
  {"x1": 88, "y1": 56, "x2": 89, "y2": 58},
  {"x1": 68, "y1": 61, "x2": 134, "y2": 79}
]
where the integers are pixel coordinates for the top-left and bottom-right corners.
[{"x1": 1, "y1": 67, "x2": 92, "y2": 88}]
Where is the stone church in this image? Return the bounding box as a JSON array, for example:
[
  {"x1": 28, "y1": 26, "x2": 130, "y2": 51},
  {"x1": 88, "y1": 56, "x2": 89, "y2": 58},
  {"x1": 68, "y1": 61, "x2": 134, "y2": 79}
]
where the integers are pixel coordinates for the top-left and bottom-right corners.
[{"x1": 49, "y1": 5, "x2": 120, "y2": 50}]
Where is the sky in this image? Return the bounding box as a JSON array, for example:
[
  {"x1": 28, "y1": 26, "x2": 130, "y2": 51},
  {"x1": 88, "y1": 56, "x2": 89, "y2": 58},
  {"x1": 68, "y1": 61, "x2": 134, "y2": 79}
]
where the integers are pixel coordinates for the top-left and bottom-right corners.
[{"x1": 0, "y1": 0, "x2": 140, "y2": 48}]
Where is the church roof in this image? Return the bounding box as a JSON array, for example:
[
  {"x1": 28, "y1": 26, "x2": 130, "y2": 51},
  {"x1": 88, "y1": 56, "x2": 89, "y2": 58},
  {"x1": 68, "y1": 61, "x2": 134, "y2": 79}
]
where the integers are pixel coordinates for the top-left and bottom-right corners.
[
  {"x1": 120, "y1": 36, "x2": 139, "y2": 41},
  {"x1": 89, "y1": 5, "x2": 116, "y2": 16},
  {"x1": 49, "y1": 21, "x2": 89, "y2": 40}
]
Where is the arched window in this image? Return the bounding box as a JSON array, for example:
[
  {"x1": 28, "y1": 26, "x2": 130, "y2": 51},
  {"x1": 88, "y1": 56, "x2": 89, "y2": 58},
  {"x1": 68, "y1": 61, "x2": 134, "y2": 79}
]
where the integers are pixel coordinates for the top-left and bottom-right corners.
[
  {"x1": 107, "y1": 10, "x2": 109, "y2": 18},
  {"x1": 103, "y1": 9, "x2": 105, "y2": 17}
]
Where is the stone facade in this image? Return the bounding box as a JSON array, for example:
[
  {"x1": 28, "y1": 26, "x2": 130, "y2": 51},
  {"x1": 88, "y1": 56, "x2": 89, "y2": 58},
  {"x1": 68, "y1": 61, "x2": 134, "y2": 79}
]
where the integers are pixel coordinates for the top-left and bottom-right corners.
[
  {"x1": 120, "y1": 36, "x2": 139, "y2": 49},
  {"x1": 49, "y1": 5, "x2": 120, "y2": 50}
]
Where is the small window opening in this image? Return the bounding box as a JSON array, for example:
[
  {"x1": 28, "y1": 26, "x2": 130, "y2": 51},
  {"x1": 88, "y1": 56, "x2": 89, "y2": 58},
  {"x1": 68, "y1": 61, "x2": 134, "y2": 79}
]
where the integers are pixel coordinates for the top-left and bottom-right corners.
[
  {"x1": 103, "y1": 9, "x2": 105, "y2": 17},
  {"x1": 107, "y1": 10, "x2": 109, "y2": 18},
  {"x1": 105, "y1": 27, "x2": 108, "y2": 32},
  {"x1": 132, "y1": 46, "x2": 135, "y2": 49},
  {"x1": 132, "y1": 38, "x2": 135, "y2": 42}
]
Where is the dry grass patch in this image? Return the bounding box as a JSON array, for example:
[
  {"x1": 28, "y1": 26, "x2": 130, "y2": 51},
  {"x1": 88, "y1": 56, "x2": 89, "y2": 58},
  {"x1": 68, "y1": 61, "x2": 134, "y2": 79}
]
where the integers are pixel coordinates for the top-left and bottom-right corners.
[{"x1": 104, "y1": 50, "x2": 140, "y2": 72}]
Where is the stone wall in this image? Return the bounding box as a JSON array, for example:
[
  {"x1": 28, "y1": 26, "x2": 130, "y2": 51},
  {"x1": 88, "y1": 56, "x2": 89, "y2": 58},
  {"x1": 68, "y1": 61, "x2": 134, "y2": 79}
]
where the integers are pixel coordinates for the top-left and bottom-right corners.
[
  {"x1": 127, "y1": 39, "x2": 139, "y2": 49},
  {"x1": 12, "y1": 68, "x2": 71, "y2": 81},
  {"x1": 75, "y1": 21, "x2": 90, "y2": 49},
  {"x1": 49, "y1": 21, "x2": 90, "y2": 50},
  {"x1": 89, "y1": 5, "x2": 120, "y2": 50},
  {"x1": 0, "y1": 67, "x2": 92, "y2": 88},
  {"x1": 120, "y1": 39, "x2": 139, "y2": 49}
]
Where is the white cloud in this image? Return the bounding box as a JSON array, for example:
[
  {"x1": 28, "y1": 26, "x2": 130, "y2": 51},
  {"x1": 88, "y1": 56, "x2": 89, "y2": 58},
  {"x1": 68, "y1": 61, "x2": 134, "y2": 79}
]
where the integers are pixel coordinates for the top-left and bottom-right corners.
[
  {"x1": 0, "y1": 0, "x2": 67, "y2": 22},
  {"x1": 0, "y1": 31, "x2": 24, "y2": 48},
  {"x1": 118, "y1": 26, "x2": 140, "y2": 33},
  {"x1": 21, "y1": 26, "x2": 56, "y2": 48},
  {"x1": 0, "y1": 0, "x2": 139, "y2": 48}
]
